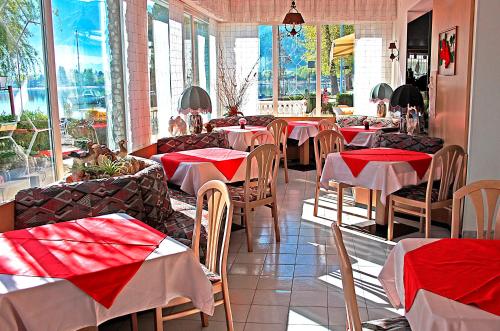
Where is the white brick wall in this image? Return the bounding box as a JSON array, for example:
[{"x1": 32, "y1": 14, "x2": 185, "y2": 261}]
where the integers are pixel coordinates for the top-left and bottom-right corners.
[
  {"x1": 353, "y1": 22, "x2": 394, "y2": 116},
  {"x1": 123, "y1": 0, "x2": 151, "y2": 150},
  {"x1": 217, "y1": 24, "x2": 259, "y2": 116}
]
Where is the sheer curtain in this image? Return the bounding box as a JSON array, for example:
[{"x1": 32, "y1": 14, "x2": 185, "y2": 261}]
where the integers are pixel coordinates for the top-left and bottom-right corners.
[{"x1": 188, "y1": 0, "x2": 396, "y2": 23}]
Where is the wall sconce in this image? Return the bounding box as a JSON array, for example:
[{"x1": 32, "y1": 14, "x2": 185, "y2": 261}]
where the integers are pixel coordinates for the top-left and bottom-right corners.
[{"x1": 389, "y1": 42, "x2": 399, "y2": 61}]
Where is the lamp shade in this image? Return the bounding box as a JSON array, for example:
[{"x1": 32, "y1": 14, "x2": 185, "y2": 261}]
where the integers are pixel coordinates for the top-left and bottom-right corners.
[
  {"x1": 178, "y1": 86, "x2": 212, "y2": 115},
  {"x1": 390, "y1": 84, "x2": 424, "y2": 110},
  {"x1": 283, "y1": 12, "x2": 305, "y2": 25},
  {"x1": 370, "y1": 83, "x2": 393, "y2": 102}
]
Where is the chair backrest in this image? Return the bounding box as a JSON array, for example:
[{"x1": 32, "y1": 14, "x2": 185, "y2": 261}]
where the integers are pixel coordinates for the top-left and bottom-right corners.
[
  {"x1": 331, "y1": 223, "x2": 363, "y2": 331},
  {"x1": 250, "y1": 131, "x2": 275, "y2": 151},
  {"x1": 244, "y1": 144, "x2": 279, "y2": 201},
  {"x1": 451, "y1": 180, "x2": 500, "y2": 239},
  {"x1": 426, "y1": 145, "x2": 466, "y2": 203},
  {"x1": 266, "y1": 119, "x2": 288, "y2": 150},
  {"x1": 318, "y1": 119, "x2": 339, "y2": 132},
  {"x1": 314, "y1": 130, "x2": 344, "y2": 178},
  {"x1": 192, "y1": 180, "x2": 234, "y2": 278}
]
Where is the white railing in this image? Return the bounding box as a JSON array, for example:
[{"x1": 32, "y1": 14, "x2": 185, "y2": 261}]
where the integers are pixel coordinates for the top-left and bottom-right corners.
[{"x1": 257, "y1": 99, "x2": 310, "y2": 116}]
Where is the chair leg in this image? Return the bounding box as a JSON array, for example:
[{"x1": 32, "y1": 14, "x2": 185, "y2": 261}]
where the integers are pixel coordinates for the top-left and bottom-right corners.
[
  {"x1": 154, "y1": 307, "x2": 164, "y2": 331},
  {"x1": 419, "y1": 208, "x2": 425, "y2": 233},
  {"x1": 387, "y1": 197, "x2": 395, "y2": 241},
  {"x1": 336, "y1": 185, "x2": 343, "y2": 226},
  {"x1": 131, "y1": 312, "x2": 138, "y2": 331},
  {"x1": 313, "y1": 181, "x2": 320, "y2": 217},
  {"x1": 222, "y1": 283, "x2": 234, "y2": 331},
  {"x1": 244, "y1": 207, "x2": 254, "y2": 252},
  {"x1": 283, "y1": 151, "x2": 289, "y2": 184},
  {"x1": 367, "y1": 189, "x2": 373, "y2": 220},
  {"x1": 425, "y1": 208, "x2": 432, "y2": 238},
  {"x1": 200, "y1": 312, "x2": 209, "y2": 327},
  {"x1": 272, "y1": 199, "x2": 280, "y2": 242}
]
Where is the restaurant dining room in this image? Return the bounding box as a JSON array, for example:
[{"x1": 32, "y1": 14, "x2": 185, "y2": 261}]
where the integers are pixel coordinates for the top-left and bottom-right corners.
[{"x1": 0, "y1": 0, "x2": 499, "y2": 330}]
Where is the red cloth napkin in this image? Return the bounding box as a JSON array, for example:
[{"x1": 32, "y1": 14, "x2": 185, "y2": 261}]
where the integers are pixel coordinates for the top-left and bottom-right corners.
[
  {"x1": 404, "y1": 239, "x2": 500, "y2": 316},
  {"x1": 340, "y1": 127, "x2": 378, "y2": 144},
  {"x1": 0, "y1": 216, "x2": 166, "y2": 308},
  {"x1": 160, "y1": 148, "x2": 246, "y2": 181},
  {"x1": 287, "y1": 121, "x2": 319, "y2": 136},
  {"x1": 340, "y1": 148, "x2": 432, "y2": 178}
]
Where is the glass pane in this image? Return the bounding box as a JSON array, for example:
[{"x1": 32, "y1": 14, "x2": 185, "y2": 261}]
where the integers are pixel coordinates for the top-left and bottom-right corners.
[
  {"x1": 183, "y1": 14, "x2": 193, "y2": 87},
  {"x1": 320, "y1": 24, "x2": 355, "y2": 114},
  {"x1": 278, "y1": 25, "x2": 316, "y2": 116},
  {"x1": 194, "y1": 19, "x2": 211, "y2": 121},
  {"x1": 0, "y1": 0, "x2": 56, "y2": 202},
  {"x1": 52, "y1": 0, "x2": 116, "y2": 173},
  {"x1": 257, "y1": 25, "x2": 273, "y2": 115},
  {"x1": 148, "y1": 0, "x2": 171, "y2": 140}
]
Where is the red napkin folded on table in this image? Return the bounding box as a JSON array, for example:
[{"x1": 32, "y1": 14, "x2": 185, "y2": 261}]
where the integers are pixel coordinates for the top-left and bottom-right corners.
[
  {"x1": 340, "y1": 127, "x2": 378, "y2": 144},
  {"x1": 160, "y1": 149, "x2": 246, "y2": 181},
  {"x1": 340, "y1": 148, "x2": 432, "y2": 178},
  {"x1": 404, "y1": 239, "x2": 500, "y2": 316},
  {"x1": 0, "y1": 216, "x2": 166, "y2": 308}
]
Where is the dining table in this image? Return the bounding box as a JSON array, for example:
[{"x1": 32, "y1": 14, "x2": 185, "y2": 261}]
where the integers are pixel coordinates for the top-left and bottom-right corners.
[
  {"x1": 339, "y1": 126, "x2": 379, "y2": 147},
  {"x1": 215, "y1": 125, "x2": 269, "y2": 151},
  {"x1": 0, "y1": 213, "x2": 214, "y2": 331},
  {"x1": 152, "y1": 147, "x2": 257, "y2": 195},
  {"x1": 320, "y1": 148, "x2": 434, "y2": 226},
  {"x1": 287, "y1": 121, "x2": 320, "y2": 165},
  {"x1": 379, "y1": 238, "x2": 500, "y2": 331}
]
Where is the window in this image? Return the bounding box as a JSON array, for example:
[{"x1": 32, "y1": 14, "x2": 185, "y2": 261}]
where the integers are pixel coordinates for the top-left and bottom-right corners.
[
  {"x1": 0, "y1": 0, "x2": 56, "y2": 203},
  {"x1": 278, "y1": 25, "x2": 316, "y2": 116},
  {"x1": 148, "y1": 0, "x2": 172, "y2": 140},
  {"x1": 183, "y1": 14, "x2": 193, "y2": 87},
  {"x1": 257, "y1": 25, "x2": 273, "y2": 114}
]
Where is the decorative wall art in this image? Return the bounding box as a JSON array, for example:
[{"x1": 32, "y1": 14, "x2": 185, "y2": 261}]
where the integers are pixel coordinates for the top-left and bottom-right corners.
[{"x1": 438, "y1": 27, "x2": 457, "y2": 76}]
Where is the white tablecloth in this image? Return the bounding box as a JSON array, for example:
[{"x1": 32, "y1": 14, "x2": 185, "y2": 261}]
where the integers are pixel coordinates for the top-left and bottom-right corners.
[
  {"x1": 320, "y1": 150, "x2": 432, "y2": 203},
  {"x1": 152, "y1": 148, "x2": 256, "y2": 195},
  {"x1": 0, "y1": 213, "x2": 214, "y2": 331},
  {"x1": 340, "y1": 126, "x2": 378, "y2": 147},
  {"x1": 288, "y1": 122, "x2": 319, "y2": 146},
  {"x1": 379, "y1": 238, "x2": 500, "y2": 331},
  {"x1": 216, "y1": 126, "x2": 268, "y2": 151}
]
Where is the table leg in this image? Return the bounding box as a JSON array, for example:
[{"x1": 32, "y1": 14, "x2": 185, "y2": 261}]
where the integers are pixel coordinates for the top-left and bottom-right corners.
[
  {"x1": 375, "y1": 190, "x2": 389, "y2": 226},
  {"x1": 299, "y1": 141, "x2": 310, "y2": 165}
]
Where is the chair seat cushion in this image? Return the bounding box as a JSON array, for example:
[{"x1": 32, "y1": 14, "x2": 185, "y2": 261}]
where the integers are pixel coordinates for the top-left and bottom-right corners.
[
  {"x1": 362, "y1": 316, "x2": 411, "y2": 330},
  {"x1": 200, "y1": 264, "x2": 221, "y2": 283},
  {"x1": 228, "y1": 185, "x2": 260, "y2": 202},
  {"x1": 393, "y1": 182, "x2": 438, "y2": 202}
]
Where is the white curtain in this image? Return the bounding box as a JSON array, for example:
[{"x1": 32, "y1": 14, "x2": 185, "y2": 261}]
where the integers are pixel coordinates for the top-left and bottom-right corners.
[{"x1": 190, "y1": 0, "x2": 397, "y2": 23}]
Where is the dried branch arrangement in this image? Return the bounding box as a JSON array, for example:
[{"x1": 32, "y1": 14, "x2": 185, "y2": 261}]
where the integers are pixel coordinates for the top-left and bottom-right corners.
[{"x1": 216, "y1": 46, "x2": 259, "y2": 117}]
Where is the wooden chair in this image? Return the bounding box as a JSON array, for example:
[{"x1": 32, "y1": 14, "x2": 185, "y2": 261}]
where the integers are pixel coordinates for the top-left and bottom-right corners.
[
  {"x1": 267, "y1": 118, "x2": 289, "y2": 183},
  {"x1": 451, "y1": 180, "x2": 500, "y2": 239},
  {"x1": 387, "y1": 145, "x2": 466, "y2": 240},
  {"x1": 331, "y1": 223, "x2": 411, "y2": 331},
  {"x1": 318, "y1": 118, "x2": 339, "y2": 132},
  {"x1": 228, "y1": 144, "x2": 280, "y2": 252},
  {"x1": 154, "y1": 180, "x2": 234, "y2": 331},
  {"x1": 250, "y1": 130, "x2": 274, "y2": 151},
  {"x1": 313, "y1": 130, "x2": 372, "y2": 223}
]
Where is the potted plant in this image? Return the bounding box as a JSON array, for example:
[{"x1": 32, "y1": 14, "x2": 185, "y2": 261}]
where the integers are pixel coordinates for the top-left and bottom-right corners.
[{"x1": 0, "y1": 113, "x2": 17, "y2": 132}]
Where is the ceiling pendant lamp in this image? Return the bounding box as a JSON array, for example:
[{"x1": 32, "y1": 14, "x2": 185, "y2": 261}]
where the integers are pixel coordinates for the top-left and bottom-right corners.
[{"x1": 283, "y1": 1, "x2": 305, "y2": 37}]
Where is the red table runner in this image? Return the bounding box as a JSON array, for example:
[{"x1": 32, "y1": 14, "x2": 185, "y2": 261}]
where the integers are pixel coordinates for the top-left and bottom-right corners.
[
  {"x1": 287, "y1": 121, "x2": 318, "y2": 136},
  {"x1": 0, "y1": 216, "x2": 166, "y2": 308},
  {"x1": 404, "y1": 239, "x2": 500, "y2": 316},
  {"x1": 340, "y1": 127, "x2": 378, "y2": 144},
  {"x1": 340, "y1": 148, "x2": 432, "y2": 178},
  {"x1": 160, "y1": 148, "x2": 247, "y2": 181}
]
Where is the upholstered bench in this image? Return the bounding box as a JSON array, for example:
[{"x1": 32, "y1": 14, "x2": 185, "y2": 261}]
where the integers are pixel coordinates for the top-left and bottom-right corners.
[
  {"x1": 207, "y1": 115, "x2": 275, "y2": 128},
  {"x1": 372, "y1": 132, "x2": 444, "y2": 154}
]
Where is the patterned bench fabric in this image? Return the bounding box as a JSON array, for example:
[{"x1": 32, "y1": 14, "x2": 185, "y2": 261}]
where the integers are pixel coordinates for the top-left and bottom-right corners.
[
  {"x1": 157, "y1": 131, "x2": 229, "y2": 154},
  {"x1": 207, "y1": 115, "x2": 275, "y2": 128},
  {"x1": 372, "y1": 132, "x2": 444, "y2": 154},
  {"x1": 336, "y1": 115, "x2": 400, "y2": 128},
  {"x1": 14, "y1": 176, "x2": 146, "y2": 229}
]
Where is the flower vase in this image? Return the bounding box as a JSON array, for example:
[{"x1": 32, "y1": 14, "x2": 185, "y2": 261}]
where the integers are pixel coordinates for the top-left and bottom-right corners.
[{"x1": 188, "y1": 113, "x2": 203, "y2": 134}]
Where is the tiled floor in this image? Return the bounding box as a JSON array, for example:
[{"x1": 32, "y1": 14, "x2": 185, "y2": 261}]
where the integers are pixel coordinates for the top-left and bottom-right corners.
[{"x1": 102, "y1": 168, "x2": 450, "y2": 331}]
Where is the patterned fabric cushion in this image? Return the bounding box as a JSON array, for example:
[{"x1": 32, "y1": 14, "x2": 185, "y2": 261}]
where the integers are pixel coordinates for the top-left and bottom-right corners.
[
  {"x1": 15, "y1": 176, "x2": 145, "y2": 229},
  {"x1": 372, "y1": 133, "x2": 444, "y2": 154},
  {"x1": 157, "y1": 131, "x2": 229, "y2": 154},
  {"x1": 201, "y1": 264, "x2": 221, "y2": 283},
  {"x1": 208, "y1": 115, "x2": 275, "y2": 128},
  {"x1": 337, "y1": 115, "x2": 367, "y2": 127},
  {"x1": 393, "y1": 182, "x2": 441, "y2": 202},
  {"x1": 336, "y1": 115, "x2": 400, "y2": 128},
  {"x1": 228, "y1": 185, "x2": 261, "y2": 202},
  {"x1": 362, "y1": 316, "x2": 411, "y2": 330}
]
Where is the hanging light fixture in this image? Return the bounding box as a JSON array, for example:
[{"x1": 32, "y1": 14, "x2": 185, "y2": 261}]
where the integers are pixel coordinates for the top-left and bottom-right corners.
[{"x1": 283, "y1": 1, "x2": 305, "y2": 37}]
